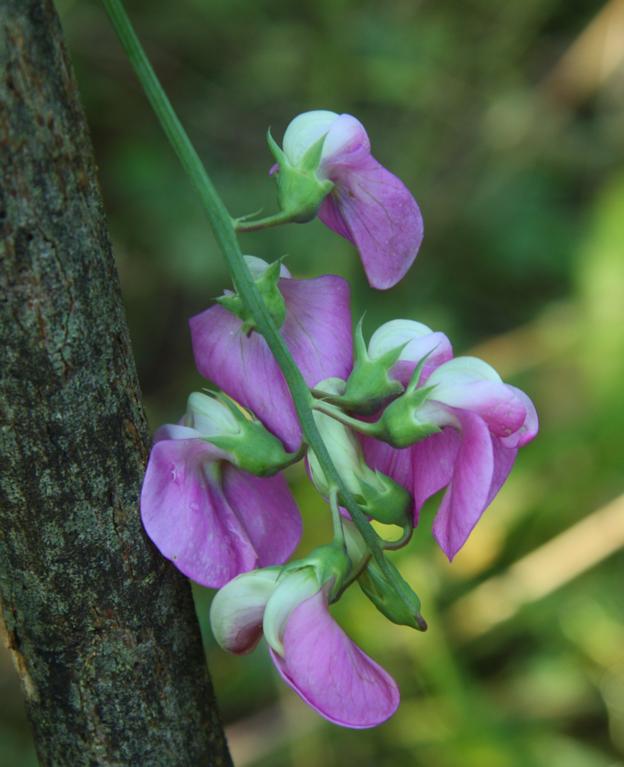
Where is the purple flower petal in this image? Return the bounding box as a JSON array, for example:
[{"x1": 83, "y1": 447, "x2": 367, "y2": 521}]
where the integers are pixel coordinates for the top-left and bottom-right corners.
[
  {"x1": 221, "y1": 467, "x2": 302, "y2": 569},
  {"x1": 410, "y1": 428, "x2": 461, "y2": 525},
  {"x1": 270, "y1": 588, "x2": 400, "y2": 728},
  {"x1": 367, "y1": 320, "x2": 453, "y2": 386},
  {"x1": 318, "y1": 116, "x2": 423, "y2": 290},
  {"x1": 431, "y1": 382, "x2": 526, "y2": 438},
  {"x1": 140, "y1": 438, "x2": 258, "y2": 587},
  {"x1": 486, "y1": 437, "x2": 518, "y2": 506},
  {"x1": 432, "y1": 410, "x2": 494, "y2": 560},
  {"x1": 279, "y1": 275, "x2": 353, "y2": 386},
  {"x1": 321, "y1": 114, "x2": 370, "y2": 164},
  {"x1": 427, "y1": 358, "x2": 527, "y2": 438},
  {"x1": 141, "y1": 438, "x2": 301, "y2": 587},
  {"x1": 391, "y1": 332, "x2": 453, "y2": 387},
  {"x1": 501, "y1": 386, "x2": 539, "y2": 448},
  {"x1": 190, "y1": 274, "x2": 352, "y2": 451},
  {"x1": 190, "y1": 304, "x2": 300, "y2": 449}
]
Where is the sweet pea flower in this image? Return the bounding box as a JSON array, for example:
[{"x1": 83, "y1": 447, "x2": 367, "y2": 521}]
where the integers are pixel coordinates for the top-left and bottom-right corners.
[
  {"x1": 275, "y1": 110, "x2": 424, "y2": 290},
  {"x1": 190, "y1": 256, "x2": 353, "y2": 451},
  {"x1": 210, "y1": 562, "x2": 400, "y2": 728},
  {"x1": 363, "y1": 345, "x2": 538, "y2": 560},
  {"x1": 140, "y1": 393, "x2": 301, "y2": 588}
]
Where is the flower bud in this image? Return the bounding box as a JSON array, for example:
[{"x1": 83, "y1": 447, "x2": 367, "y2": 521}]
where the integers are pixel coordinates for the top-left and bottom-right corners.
[
  {"x1": 308, "y1": 409, "x2": 412, "y2": 527},
  {"x1": 358, "y1": 558, "x2": 427, "y2": 631},
  {"x1": 357, "y1": 472, "x2": 412, "y2": 527},
  {"x1": 342, "y1": 519, "x2": 370, "y2": 570},
  {"x1": 307, "y1": 409, "x2": 364, "y2": 497},
  {"x1": 187, "y1": 391, "x2": 297, "y2": 476}
]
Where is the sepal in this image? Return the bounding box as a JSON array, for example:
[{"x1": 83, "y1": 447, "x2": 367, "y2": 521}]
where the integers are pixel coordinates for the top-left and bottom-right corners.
[
  {"x1": 268, "y1": 129, "x2": 334, "y2": 223},
  {"x1": 306, "y1": 542, "x2": 353, "y2": 602},
  {"x1": 216, "y1": 255, "x2": 287, "y2": 330},
  {"x1": 334, "y1": 317, "x2": 405, "y2": 413},
  {"x1": 199, "y1": 393, "x2": 298, "y2": 476},
  {"x1": 379, "y1": 386, "x2": 441, "y2": 448}
]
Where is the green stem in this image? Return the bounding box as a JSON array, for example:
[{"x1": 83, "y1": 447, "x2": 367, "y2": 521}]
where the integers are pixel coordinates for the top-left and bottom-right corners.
[
  {"x1": 312, "y1": 399, "x2": 382, "y2": 437},
  {"x1": 234, "y1": 210, "x2": 296, "y2": 233},
  {"x1": 380, "y1": 524, "x2": 414, "y2": 551},
  {"x1": 328, "y1": 485, "x2": 344, "y2": 547},
  {"x1": 101, "y1": 0, "x2": 422, "y2": 618}
]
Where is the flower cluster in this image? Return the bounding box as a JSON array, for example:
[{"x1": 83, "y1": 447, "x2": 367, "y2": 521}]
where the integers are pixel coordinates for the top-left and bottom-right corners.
[{"x1": 141, "y1": 111, "x2": 537, "y2": 728}]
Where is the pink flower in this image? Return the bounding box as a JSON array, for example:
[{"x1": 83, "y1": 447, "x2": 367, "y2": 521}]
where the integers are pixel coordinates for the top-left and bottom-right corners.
[
  {"x1": 140, "y1": 397, "x2": 301, "y2": 588},
  {"x1": 190, "y1": 257, "x2": 353, "y2": 451},
  {"x1": 279, "y1": 111, "x2": 424, "y2": 290},
  {"x1": 210, "y1": 566, "x2": 399, "y2": 728},
  {"x1": 362, "y1": 337, "x2": 538, "y2": 559}
]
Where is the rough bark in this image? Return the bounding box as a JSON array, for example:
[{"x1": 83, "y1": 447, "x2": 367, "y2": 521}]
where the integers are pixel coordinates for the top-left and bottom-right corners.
[{"x1": 0, "y1": 1, "x2": 233, "y2": 765}]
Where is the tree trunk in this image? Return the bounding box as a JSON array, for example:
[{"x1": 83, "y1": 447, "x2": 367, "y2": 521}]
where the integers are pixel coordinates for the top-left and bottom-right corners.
[{"x1": 0, "y1": 1, "x2": 233, "y2": 764}]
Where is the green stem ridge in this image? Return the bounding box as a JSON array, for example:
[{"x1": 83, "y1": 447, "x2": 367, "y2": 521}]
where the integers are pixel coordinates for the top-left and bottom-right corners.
[{"x1": 102, "y1": 0, "x2": 422, "y2": 617}]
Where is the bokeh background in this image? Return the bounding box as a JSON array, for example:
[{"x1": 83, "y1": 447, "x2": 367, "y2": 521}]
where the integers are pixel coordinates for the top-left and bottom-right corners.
[{"x1": 3, "y1": 0, "x2": 624, "y2": 765}]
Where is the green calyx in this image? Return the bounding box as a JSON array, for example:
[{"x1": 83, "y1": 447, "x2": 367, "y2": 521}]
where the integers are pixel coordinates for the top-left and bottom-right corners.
[
  {"x1": 217, "y1": 258, "x2": 287, "y2": 330},
  {"x1": 379, "y1": 388, "x2": 441, "y2": 448},
  {"x1": 358, "y1": 558, "x2": 427, "y2": 631},
  {"x1": 337, "y1": 317, "x2": 406, "y2": 414},
  {"x1": 284, "y1": 542, "x2": 353, "y2": 603},
  {"x1": 267, "y1": 130, "x2": 334, "y2": 223},
  {"x1": 357, "y1": 471, "x2": 412, "y2": 527},
  {"x1": 205, "y1": 394, "x2": 298, "y2": 476},
  {"x1": 378, "y1": 353, "x2": 441, "y2": 448}
]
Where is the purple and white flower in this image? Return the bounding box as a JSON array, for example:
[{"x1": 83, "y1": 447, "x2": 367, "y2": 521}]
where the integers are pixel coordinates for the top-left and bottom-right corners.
[
  {"x1": 140, "y1": 394, "x2": 301, "y2": 588},
  {"x1": 278, "y1": 111, "x2": 424, "y2": 290},
  {"x1": 362, "y1": 332, "x2": 538, "y2": 559},
  {"x1": 190, "y1": 257, "x2": 353, "y2": 451},
  {"x1": 210, "y1": 566, "x2": 400, "y2": 728}
]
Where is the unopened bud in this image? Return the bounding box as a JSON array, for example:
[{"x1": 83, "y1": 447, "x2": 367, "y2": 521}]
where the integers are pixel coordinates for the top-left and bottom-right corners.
[{"x1": 358, "y1": 558, "x2": 427, "y2": 631}]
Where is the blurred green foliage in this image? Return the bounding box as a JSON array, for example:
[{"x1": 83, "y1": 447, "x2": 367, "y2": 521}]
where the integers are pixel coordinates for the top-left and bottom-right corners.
[{"x1": 2, "y1": 0, "x2": 623, "y2": 765}]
